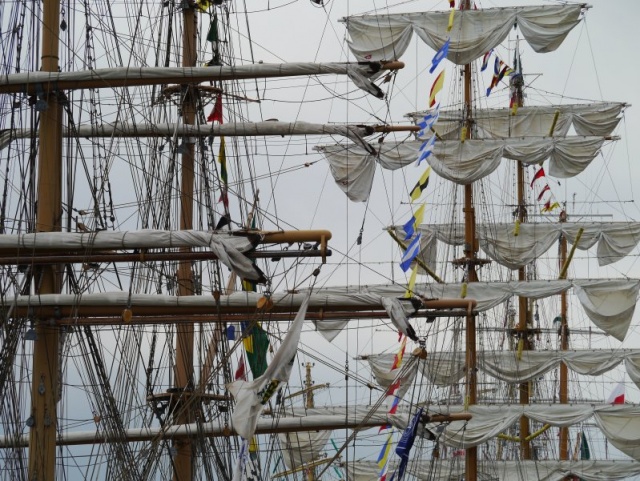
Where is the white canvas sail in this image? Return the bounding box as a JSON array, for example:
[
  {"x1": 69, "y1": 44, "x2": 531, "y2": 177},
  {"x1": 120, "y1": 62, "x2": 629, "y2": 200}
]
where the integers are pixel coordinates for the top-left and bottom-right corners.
[
  {"x1": 317, "y1": 136, "x2": 612, "y2": 200},
  {"x1": 342, "y1": 5, "x2": 585, "y2": 64},
  {"x1": 0, "y1": 0, "x2": 637, "y2": 478},
  {"x1": 406, "y1": 103, "x2": 626, "y2": 139},
  {"x1": 347, "y1": 459, "x2": 640, "y2": 481},
  {"x1": 366, "y1": 349, "x2": 640, "y2": 389}
]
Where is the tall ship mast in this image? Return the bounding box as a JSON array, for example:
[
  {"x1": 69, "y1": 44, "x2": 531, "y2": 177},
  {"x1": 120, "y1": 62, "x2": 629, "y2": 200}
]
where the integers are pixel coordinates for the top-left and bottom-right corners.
[{"x1": 1, "y1": 1, "x2": 640, "y2": 481}]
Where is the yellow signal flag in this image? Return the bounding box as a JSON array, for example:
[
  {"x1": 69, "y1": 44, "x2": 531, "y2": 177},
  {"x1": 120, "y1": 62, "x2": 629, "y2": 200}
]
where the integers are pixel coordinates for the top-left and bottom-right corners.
[
  {"x1": 404, "y1": 264, "x2": 418, "y2": 299},
  {"x1": 460, "y1": 126, "x2": 468, "y2": 143},
  {"x1": 195, "y1": 0, "x2": 211, "y2": 12},
  {"x1": 243, "y1": 335, "x2": 254, "y2": 354},
  {"x1": 249, "y1": 436, "x2": 258, "y2": 453},
  {"x1": 413, "y1": 203, "x2": 426, "y2": 229},
  {"x1": 447, "y1": 8, "x2": 455, "y2": 32}
]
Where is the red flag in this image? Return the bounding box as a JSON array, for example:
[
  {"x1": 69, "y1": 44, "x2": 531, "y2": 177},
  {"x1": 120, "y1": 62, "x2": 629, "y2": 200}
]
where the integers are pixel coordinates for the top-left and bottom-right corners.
[
  {"x1": 219, "y1": 189, "x2": 229, "y2": 209},
  {"x1": 235, "y1": 357, "x2": 247, "y2": 381},
  {"x1": 386, "y1": 379, "x2": 401, "y2": 396},
  {"x1": 537, "y1": 184, "x2": 550, "y2": 201},
  {"x1": 207, "y1": 94, "x2": 223, "y2": 123},
  {"x1": 607, "y1": 382, "x2": 625, "y2": 404},
  {"x1": 530, "y1": 168, "x2": 546, "y2": 188}
]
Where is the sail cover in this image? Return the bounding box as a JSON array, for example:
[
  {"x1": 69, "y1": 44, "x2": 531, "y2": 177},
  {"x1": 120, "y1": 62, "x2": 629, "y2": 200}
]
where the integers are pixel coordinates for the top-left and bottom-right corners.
[{"x1": 342, "y1": 5, "x2": 584, "y2": 64}]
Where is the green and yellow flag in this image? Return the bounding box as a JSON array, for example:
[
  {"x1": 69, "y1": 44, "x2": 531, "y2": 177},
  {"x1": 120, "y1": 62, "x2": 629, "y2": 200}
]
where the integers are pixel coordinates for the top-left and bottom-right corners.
[{"x1": 242, "y1": 322, "x2": 269, "y2": 378}]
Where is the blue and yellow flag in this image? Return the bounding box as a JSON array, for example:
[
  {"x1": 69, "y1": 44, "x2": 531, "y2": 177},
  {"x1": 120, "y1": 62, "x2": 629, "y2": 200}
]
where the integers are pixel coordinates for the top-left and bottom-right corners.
[
  {"x1": 403, "y1": 203, "x2": 425, "y2": 240},
  {"x1": 400, "y1": 234, "x2": 422, "y2": 272},
  {"x1": 377, "y1": 433, "x2": 393, "y2": 468}
]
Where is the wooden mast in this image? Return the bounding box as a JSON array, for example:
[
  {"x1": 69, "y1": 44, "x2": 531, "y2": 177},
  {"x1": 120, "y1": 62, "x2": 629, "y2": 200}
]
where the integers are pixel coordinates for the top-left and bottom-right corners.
[
  {"x1": 512, "y1": 42, "x2": 532, "y2": 460},
  {"x1": 173, "y1": 1, "x2": 198, "y2": 478},
  {"x1": 28, "y1": 0, "x2": 63, "y2": 477},
  {"x1": 304, "y1": 362, "x2": 315, "y2": 481},
  {"x1": 559, "y1": 211, "x2": 570, "y2": 460},
  {"x1": 461, "y1": 2, "x2": 478, "y2": 479}
]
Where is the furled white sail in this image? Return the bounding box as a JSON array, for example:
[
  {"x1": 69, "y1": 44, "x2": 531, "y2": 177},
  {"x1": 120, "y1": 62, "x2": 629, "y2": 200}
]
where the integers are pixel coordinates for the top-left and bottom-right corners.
[
  {"x1": 0, "y1": 229, "x2": 257, "y2": 251},
  {"x1": 25, "y1": 277, "x2": 633, "y2": 344},
  {"x1": 425, "y1": 404, "x2": 640, "y2": 458},
  {"x1": 341, "y1": 5, "x2": 584, "y2": 64},
  {"x1": 0, "y1": 63, "x2": 387, "y2": 98},
  {"x1": 9, "y1": 291, "x2": 418, "y2": 340},
  {"x1": 367, "y1": 354, "x2": 419, "y2": 399},
  {"x1": 0, "y1": 412, "x2": 391, "y2": 448},
  {"x1": 317, "y1": 136, "x2": 611, "y2": 199},
  {"x1": 406, "y1": 103, "x2": 626, "y2": 139},
  {"x1": 347, "y1": 459, "x2": 640, "y2": 481},
  {"x1": 297, "y1": 278, "x2": 640, "y2": 341},
  {"x1": 425, "y1": 136, "x2": 609, "y2": 183},
  {"x1": 298, "y1": 404, "x2": 640, "y2": 458},
  {"x1": 0, "y1": 122, "x2": 375, "y2": 151},
  {"x1": 367, "y1": 349, "x2": 640, "y2": 389},
  {"x1": 278, "y1": 430, "x2": 332, "y2": 470},
  {"x1": 414, "y1": 222, "x2": 640, "y2": 270},
  {"x1": 0, "y1": 229, "x2": 263, "y2": 281}
]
